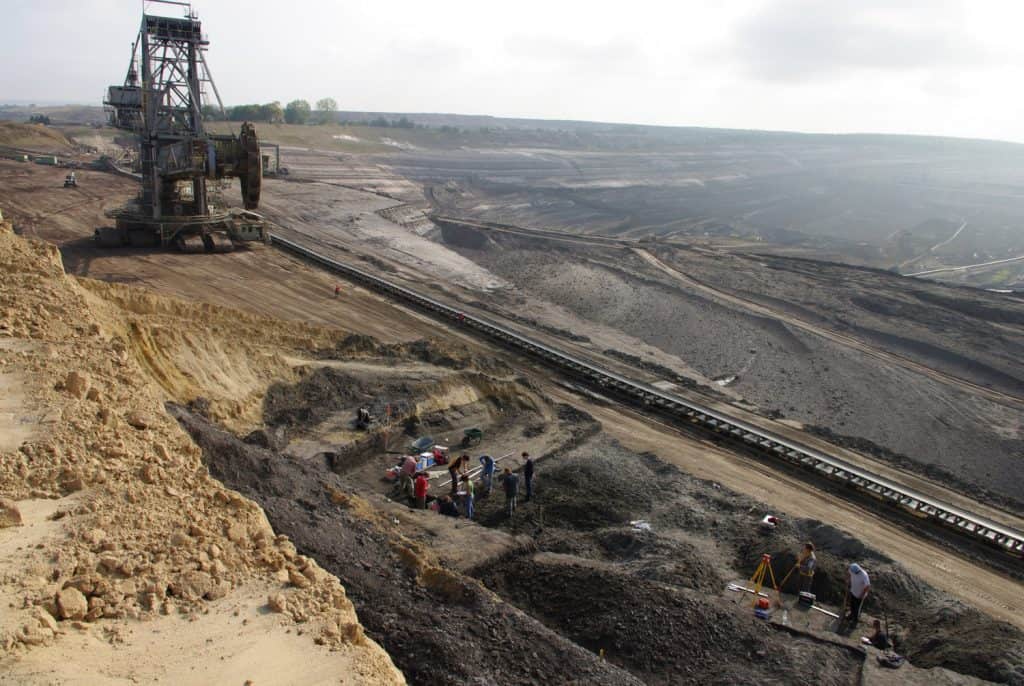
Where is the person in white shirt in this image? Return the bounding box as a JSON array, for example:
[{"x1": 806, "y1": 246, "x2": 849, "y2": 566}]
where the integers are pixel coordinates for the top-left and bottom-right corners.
[{"x1": 847, "y1": 563, "x2": 871, "y2": 624}]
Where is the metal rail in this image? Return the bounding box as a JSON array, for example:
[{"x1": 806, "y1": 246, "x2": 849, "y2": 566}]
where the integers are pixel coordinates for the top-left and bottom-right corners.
[{"x1": 270, "y1": 233, "x2": 1024, "y2": 555}]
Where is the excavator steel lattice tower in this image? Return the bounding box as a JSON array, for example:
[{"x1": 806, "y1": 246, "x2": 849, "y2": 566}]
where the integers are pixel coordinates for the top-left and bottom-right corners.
[{"x1": 101, "y1": 0, "x2": 264, "y2": 252}]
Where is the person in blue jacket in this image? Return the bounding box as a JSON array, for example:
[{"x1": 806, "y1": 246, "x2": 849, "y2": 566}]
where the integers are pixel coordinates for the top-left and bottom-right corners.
[{"x1": 479, "y1": 454, "x2": 496, "y2": 495}]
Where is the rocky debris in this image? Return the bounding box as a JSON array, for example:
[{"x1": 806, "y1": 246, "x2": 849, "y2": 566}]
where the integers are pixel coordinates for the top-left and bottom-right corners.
[
  {"x1": 288, "y1": 569, "x2": 311, "y2": 589},
  {"x1": 125, "y1": 410, "x2": 153, "y2": 430},
  {"x1": 0, "y1": 498, "x2": 22, "y2": 527},
  {"x1": 33, "y1": 607, "x2": 59, "y2": 633},
  {"x1": 56, "y1": 587, "x2": 88, "y2": 621},
  {"x1": 61, "y1": 370, "x2": 90, "y2": 399},
  {"x1": 267, "y1": 592, "x2": 287, "y2": 613},
  {"x1": 139, "y1": 463, "x2": 159, "y2": 484},
  {"x1": 0, "y1": 223, "x2": 401, "y2": 681}
]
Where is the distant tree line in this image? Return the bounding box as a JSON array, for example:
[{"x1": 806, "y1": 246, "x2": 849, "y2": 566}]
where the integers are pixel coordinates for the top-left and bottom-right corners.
[
  {"x1": 28, "y1": 114, "x2": 51, "y2": 125},
  {"x1": 202, "y1": 98, "x2": 339, "y2": 125},
  {"x1": 339, "y1": 116, "x2": 417, "y2": 129},
  {"x1": 198, "y1": 100, "x2": 478, "y2": 136}
]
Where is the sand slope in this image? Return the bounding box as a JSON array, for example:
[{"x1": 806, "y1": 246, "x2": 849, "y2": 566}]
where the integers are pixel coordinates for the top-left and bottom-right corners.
[{"x1": 0, "y1": 218, "x2": 402, "y2": 683}]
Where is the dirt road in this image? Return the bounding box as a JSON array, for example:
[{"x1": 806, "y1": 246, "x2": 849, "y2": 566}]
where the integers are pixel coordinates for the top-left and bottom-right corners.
[{"x1": 546, "y1": 386, "x2": 1024, "y2": 630}]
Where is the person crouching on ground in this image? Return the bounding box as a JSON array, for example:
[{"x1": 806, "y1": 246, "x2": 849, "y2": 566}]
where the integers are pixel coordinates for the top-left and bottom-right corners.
[
  {"x1": 439, "y1": 495, "x2": 459, "y2": 517},
  {"x1": 414, "y1": 471, "x2": 429, "y2": 510},
  {"x1": 797, "y1": 542, "x2": 816, "y2": 593},
  {"x1": 502, "y1": 467, "x2": 519, "y2": 517},
  {"x1": 861, "y1": 619, "x2": 890, "y2": 650},
  {"x1": 847, "y1": 563, "x2": 871, "y2": 624},
  {"x1": 460, "y1": 474, "x2": 475, "y2": 519}
]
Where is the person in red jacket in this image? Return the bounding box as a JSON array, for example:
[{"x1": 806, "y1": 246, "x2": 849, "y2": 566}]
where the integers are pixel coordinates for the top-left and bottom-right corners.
[{"x1": 414, "y1": 472, "x2": 429, "y2": 510}]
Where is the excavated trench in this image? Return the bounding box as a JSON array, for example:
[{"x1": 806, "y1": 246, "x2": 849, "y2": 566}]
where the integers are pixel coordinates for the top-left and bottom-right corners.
[
  {"x1": 171, "y1": 361, "x2": 1024, "y2": 685},
  {"x1": 464, "y1": 438, "x2": 1024, "y2": 685},
  {"x1": 169, "y1": 360, "x2": 648, "y2": 685}
]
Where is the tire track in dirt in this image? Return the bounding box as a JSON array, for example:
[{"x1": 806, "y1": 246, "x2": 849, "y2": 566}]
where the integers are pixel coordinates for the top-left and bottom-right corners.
[
  {"x1": 633, "y1": 247, "x2": 1024, "y2": 410},
  {"x1": 428, "y1": 216, "x2": 1023, "y2": 408}
]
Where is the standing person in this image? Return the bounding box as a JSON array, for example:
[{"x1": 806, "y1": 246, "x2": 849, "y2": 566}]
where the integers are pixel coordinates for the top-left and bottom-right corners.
[
  {"x1": 502, "y1": 467, "x2": 519, "y2": 517},
  {"x1": 797, "y1": 542, "x2": 816, "y2": 593},
  {"x1": 414, "y1": 472, "x2": 429, "y2": 510},
  {"x1": 448, "y1": 454, "x2": 467, "y2": 496},
  {"x1": 479, "y1": 454, "x2": 496, "y2": 496},
  {"x1": 522, "y1": 452, "x2": 535, "y2": 501},
  {"x1": 847, "y1": 563, "x2": 871, "y2": 624},
  {"x1": 461, "y1": 475, "x2": 475, "y2": 520},
  {"x1": 399, "y1": 455, "x2": 417, "y2": 500},
  {"x1": 334, "y1": 284, "x2": 341, "y2": 298}
]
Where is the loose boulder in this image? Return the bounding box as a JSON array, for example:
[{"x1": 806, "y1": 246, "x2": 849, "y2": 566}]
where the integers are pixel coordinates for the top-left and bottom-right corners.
[
  {"x1": 62, "y1": 371, "x2": 90, "y2": 399},
  {"x1": 56, "y1": 587, "x2": 89, "y2": 621},
  {"x1": 0, "y1": 498, "x2": 22, "y2": 528},
  {"x1": 267, "y1": 592, "x2": 287, "y2": 613}
]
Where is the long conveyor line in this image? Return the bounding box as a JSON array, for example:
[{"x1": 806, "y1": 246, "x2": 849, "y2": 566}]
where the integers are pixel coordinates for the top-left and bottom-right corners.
[{"x1": 270, "y1": 233, "x2": 1024, "y2": 556}]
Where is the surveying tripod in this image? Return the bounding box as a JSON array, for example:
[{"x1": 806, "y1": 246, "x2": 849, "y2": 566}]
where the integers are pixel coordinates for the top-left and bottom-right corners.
[{"x1": 748, "y1": 553, "x2": 781, "y2": 607}]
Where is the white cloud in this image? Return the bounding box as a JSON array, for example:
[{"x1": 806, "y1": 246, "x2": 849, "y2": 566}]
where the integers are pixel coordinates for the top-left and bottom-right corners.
[
  {"x1": 732, "y1": 0, "x2": 990, "y2": 82},
  {"x1": 3, "y1": 0, "x2": 1024, "y2": 141}
]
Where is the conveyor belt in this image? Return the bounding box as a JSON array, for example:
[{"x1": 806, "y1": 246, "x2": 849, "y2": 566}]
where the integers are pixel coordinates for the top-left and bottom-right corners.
[{"x1": 270, "y1": 233, "x2": 1024, "y2": 556}]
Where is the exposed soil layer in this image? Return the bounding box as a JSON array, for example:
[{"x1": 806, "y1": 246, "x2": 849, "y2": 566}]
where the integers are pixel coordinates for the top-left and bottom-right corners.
[
  {"x1": 262, "y1": 366, "x2": 421, "y2": 430},
  {"x1": 173, "y1": 406, "x2": 641, "y2": 686},
  {"x1": 475, "y1": 556, "x2": 861, "y2": 686},
  {"x1": 469, "y1": 439, "x2": 1024, "y2": 685}
]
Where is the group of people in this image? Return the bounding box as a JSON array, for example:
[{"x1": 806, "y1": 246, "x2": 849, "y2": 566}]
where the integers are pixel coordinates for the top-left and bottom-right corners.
[
  {"x1": 398, "y1": 450, "x2": 536, "y2": 520},
  {"x1": 396, "y1": 455, "x2": 433, "y2": 509}
]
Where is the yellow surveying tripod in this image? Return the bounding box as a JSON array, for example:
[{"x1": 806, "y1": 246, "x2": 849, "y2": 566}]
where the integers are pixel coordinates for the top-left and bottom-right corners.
[{"x1": 748, "y1": 553, "x2": 781, "y2": 607}]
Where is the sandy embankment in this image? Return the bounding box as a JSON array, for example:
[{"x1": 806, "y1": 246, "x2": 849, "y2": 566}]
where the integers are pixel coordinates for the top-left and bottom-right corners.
[{"x1": 0, "y1": 217, "x2": 403, "y2": 684}]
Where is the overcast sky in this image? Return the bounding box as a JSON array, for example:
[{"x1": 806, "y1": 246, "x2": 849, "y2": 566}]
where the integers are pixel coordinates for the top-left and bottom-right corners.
[{"x1": 4, "y1": 0, "x2": 1024, "y2": 142}]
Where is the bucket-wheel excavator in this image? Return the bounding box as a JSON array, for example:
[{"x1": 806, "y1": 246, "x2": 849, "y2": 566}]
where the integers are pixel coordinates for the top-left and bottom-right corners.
[{"x1": 100, "y1": 1, "x2": 265, "y2": 252}]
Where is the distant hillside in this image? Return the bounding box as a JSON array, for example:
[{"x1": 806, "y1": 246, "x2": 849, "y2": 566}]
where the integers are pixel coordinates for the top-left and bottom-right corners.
[
  {"x1": 0, "y1": 121, "x2": 75, "y2": 153},
  {"x1": 0, "y1": 105, "x2": 106, "y2": 126},
  {"x1": 328, "y1": 110, "x2": 1024, "y2": 151}
]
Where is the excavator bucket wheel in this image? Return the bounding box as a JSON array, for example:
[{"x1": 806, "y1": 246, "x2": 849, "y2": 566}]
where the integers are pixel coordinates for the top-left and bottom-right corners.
[{"x1": 238, "y1": 122, "x2": 262, "y2": 210}]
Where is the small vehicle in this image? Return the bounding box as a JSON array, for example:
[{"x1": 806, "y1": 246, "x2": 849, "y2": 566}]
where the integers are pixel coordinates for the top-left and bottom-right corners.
[
  {"x1": 461, "y1": 427, "x2": 483, "y2": 447},
  {"x1": 63, "y1": 172, "x2": 77, "y2": 188}
]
